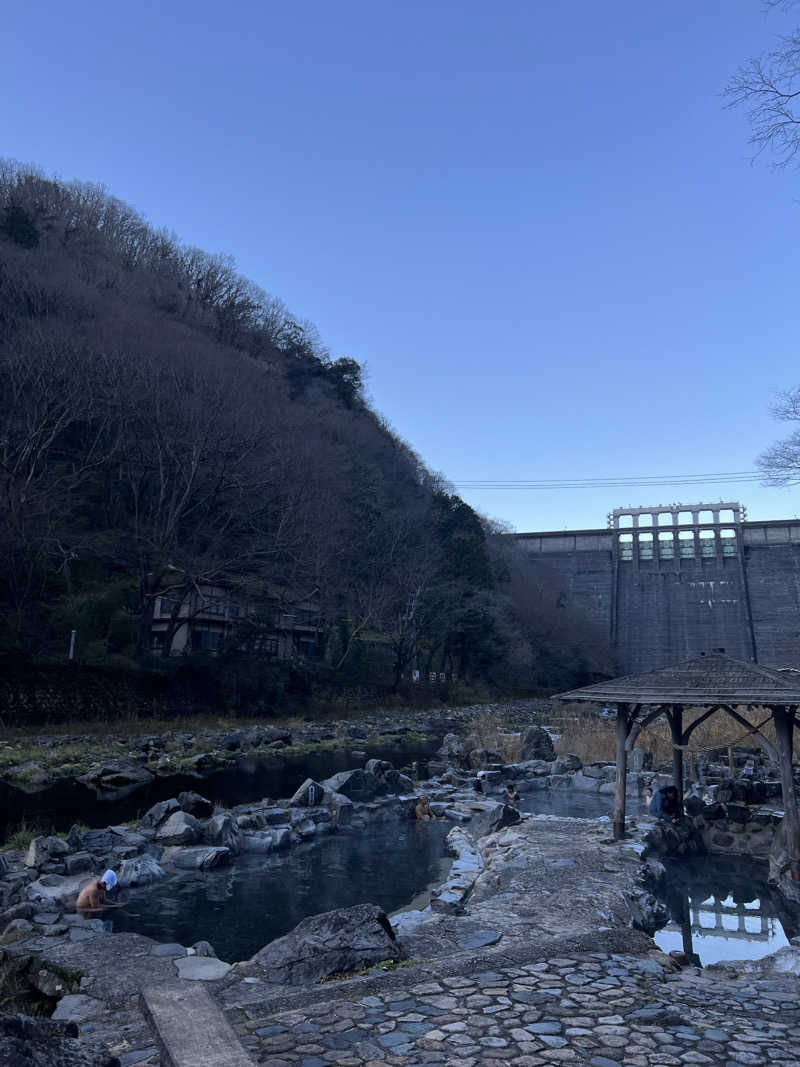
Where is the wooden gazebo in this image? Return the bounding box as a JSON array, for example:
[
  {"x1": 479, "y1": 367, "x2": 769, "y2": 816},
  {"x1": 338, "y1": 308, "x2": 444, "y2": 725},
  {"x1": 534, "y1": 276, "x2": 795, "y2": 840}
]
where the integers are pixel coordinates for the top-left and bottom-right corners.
[{"x1": 553, "y1": 652, "x2": 800, "y2": 881}]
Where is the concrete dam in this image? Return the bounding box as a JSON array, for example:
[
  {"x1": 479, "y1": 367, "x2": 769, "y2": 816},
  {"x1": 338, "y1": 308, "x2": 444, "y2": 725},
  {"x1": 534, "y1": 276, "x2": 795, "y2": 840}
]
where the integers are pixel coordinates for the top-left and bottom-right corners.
[{"x1": 511, "y1": 501, "x2": 800, "y2": 674}]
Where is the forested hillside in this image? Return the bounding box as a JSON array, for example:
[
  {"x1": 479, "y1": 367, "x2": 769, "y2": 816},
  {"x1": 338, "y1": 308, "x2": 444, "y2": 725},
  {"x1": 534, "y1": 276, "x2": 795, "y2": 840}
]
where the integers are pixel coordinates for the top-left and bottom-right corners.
[{"x1": 0, "y1": 161, "x2": 611, "y2": 706}]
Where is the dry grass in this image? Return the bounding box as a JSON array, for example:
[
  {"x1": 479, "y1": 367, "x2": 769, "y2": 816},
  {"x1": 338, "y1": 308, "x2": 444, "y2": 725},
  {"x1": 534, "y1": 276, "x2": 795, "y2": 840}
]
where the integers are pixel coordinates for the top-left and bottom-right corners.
[{"x1": 553, "y1": 704, "x2": 773, "y2": 766}]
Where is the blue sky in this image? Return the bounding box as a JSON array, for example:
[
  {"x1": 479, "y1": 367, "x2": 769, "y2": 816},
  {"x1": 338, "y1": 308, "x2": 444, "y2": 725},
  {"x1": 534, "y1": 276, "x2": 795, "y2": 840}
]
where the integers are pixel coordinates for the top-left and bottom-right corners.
[{"x1": 4, "y1": 1, "x2": 800, "y2": 531}]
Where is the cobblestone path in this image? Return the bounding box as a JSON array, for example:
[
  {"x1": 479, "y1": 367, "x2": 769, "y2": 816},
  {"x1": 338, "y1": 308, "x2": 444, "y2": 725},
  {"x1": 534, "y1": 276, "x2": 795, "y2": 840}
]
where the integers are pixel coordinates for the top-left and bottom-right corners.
[{"x1": 226, "y1": 949, "x2": 800, "y2": 1066}]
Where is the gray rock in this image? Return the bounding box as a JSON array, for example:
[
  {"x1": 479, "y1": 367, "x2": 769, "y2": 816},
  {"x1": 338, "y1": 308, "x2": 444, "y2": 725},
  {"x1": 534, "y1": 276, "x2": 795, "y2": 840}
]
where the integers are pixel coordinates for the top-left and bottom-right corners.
[
  {"x1": 64, "y1": 852, "x2": 93, "y2": 876},
  {"x1": 169, "y1": 846, "x2": 231, "y2": 871},
  {"x1": 365, "y1": 758, "x2": 393, "y2": 775},
  {"x1": 81, "y1": 829, "x2": 117, "y2": 857},
  {"x1": 553, "y1": 753, "x2": 582, "y2": 773},
  {"x1": 51, "y1": 994, "x2": 106, "y2": 1024},
  {"x1": 381, "y1": 769, "x2": 414, "y2": 793},
  {"x1": 191, "y1": 939, "x2": 217, "y2": 956},
  {"x1": 149, "y1": 942, "x2": 187, "y2": 957},
  {"x1": 155, "y1": 811, "x2": 202, "y2": 846},
  {"x1": 289, "y1": 778, "x2": 326, "y2": 806},
  {"x1": 177, "y1": 791, "x2": 214, "y2": 817},
  {"x1": 0, "y1": 1013, "x2": 118, "y2": 1066},
  {"x1": 251, "y1": 902, "x2": 404, "y2": 984},
  {"x1": 117, "y1": 854, "x2": 166, "y2": 888},
  {"x1": 141, "y1": 798, "x2": 180, "y2": 829},
  {"x1": 323, "y1": 768, "x2": 386, "y2": 801},
  {"x1": 570, "y1": 771, "x2": 602, "y2": 792},
  {"x1": 519, "y1": 725, "x2": 556, "y2": 761},
  {"x1": 25, "y1": 835, "x2": 70, "y2": 869},
  {"x1": 108, "y1": 826, "x2": 148, "y2": 849},
  {"x1": 204, "y1": 812, "x2": 240, "y2": 852},
  {"x1": 241, "y1": 831, "x2": 275, "y2": 853},
  {"x1": 0, "y1": 918, "x2": 35, "y2": 944},
  {"x1": 174, "y1": 956, "x2": 231, "y2": 980},
  {"x1": 77, "y1": 760, "x2": 154, "y2": 794}
]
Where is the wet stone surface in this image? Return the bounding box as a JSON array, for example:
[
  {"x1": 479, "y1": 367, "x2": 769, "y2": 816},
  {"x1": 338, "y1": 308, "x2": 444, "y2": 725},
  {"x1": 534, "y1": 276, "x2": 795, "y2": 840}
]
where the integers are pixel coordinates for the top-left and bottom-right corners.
[{"x1": 224, "y1": 950, "x2": 800, "y2": 1066}]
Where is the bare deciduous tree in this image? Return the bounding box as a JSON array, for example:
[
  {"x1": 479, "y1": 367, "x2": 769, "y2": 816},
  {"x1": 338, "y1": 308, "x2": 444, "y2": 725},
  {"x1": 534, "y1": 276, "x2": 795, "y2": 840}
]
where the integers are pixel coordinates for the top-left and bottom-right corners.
[{"x1": 725, "y1": 1, "x2": 800, "y2": 168}]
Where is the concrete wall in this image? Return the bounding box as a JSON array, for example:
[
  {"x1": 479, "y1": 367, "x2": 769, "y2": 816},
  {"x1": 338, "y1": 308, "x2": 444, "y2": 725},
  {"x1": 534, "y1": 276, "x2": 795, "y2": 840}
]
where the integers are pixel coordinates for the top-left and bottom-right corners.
[{"x1": 511, "y1": 517, "x2": 800, "y2": 672}]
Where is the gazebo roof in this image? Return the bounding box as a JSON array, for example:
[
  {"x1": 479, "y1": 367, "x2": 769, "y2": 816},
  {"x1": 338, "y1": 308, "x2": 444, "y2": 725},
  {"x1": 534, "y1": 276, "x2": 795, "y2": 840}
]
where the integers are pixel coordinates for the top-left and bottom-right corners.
[{"x1": 552, "y1": 652, "x2": 800, "y2": 707}]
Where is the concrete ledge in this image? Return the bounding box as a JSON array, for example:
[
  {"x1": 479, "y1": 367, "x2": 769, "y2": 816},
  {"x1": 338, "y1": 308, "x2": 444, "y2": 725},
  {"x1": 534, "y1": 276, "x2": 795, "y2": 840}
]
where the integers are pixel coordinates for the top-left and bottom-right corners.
[{"x1": 141, "y1": 981, "x2": 254, "y2": 1067}]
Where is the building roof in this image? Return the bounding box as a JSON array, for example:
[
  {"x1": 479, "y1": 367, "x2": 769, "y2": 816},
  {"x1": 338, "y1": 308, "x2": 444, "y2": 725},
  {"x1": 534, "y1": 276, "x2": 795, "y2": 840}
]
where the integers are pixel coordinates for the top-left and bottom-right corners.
[{"x1": 552, "y1": 653, "x2": 800, "y2": 707}]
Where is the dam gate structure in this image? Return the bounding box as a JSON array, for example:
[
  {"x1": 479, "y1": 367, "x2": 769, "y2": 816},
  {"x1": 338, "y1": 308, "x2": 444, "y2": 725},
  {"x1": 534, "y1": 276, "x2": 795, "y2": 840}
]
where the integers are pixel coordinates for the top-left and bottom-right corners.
[{"x1": 512, "y1": 502, "x2": 800, "y2": 673}]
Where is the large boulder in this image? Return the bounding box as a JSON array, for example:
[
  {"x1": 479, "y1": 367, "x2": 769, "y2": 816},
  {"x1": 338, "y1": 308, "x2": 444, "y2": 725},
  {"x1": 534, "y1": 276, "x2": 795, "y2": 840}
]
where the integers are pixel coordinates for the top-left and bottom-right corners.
[
  {"x1": 322, "y1": 769, "x2": 385, "y2": 802},
  {"x1": 0, "y1": 1012, "x2": 119, "y2": 1067},
  {"x1": 25, "y1": 836, "x2": 70, "y2": 870},
  {"x1": 141, "y1": 798, "x2": 180, "y2": 829},
  {"x1": 204, "y1": 812, "x2": 240, "y2": 852},
  {"x1": 251, "y1": 902, "x2": 404, "y2": 984},
  {"x1": 117, "y1": 854, "x2": 165, "y2": 888},
  {"x1": 380, "y1": 769, "x2": 414, "y2": 794},
  {"x1": 519, "y1": 725, "x2": 556, "y2": 762},
  {"x1": 177, "y1": 791, "x2": 214, "y2": 818},
  {"x1": 168, "y1": 846, "x2": 231, "y2": 871},
  {"x1": 437, "y1": 732, "x2": 466, "y2": 763},
  {"x1": 77, "y1": 760, "x2": 154, "y2": 796},
  {"x1": 155, "y1": 811, "x2": 202, "y2": 846},
  {"x1": 289, "y1": 778, "x2": 326, "y2": 807}
]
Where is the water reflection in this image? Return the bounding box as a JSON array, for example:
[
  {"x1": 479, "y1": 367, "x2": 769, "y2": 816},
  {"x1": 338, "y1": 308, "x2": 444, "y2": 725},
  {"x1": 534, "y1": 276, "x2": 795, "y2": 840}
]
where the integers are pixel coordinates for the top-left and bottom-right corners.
[
  {"x1": 653, "y1": 857, "x2": 798, "y2": 966},
  {"x1": 110, "y1": 817, "x2": 451, "y2": 962}
]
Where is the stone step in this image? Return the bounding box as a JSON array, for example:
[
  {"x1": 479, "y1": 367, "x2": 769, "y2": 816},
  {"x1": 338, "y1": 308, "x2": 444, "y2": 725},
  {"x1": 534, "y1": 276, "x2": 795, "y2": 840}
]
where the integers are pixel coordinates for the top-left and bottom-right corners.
[{"x1": 141, "y1": 981, "x2": 254, "y2": 1067}]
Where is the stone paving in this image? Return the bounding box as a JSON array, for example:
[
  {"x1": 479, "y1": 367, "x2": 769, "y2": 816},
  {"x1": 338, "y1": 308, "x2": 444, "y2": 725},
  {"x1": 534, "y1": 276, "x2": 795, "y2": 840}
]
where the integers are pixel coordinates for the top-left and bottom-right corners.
[{"x1": 226, "y1": 948, "x2": 800, "y2": 1067}]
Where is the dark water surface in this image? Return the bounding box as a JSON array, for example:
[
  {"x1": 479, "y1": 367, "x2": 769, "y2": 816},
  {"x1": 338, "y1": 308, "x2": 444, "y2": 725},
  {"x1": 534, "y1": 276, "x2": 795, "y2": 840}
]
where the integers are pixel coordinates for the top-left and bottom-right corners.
[
  {"x1": 110, "y1": 818, "x2": 452, "y2": 962},
  {"x1": 652, "y1": 856, "x2": 798, "y2": 966},
  {"x1": 1, "y1": 736, "x2": 442, "y2": 841}
]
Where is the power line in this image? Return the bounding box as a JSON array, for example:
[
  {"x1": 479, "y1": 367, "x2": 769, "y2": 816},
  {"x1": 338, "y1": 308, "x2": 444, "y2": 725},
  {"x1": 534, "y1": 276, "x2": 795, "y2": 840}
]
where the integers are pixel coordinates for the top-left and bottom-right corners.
[{"x1": 452, "y1": 470, "x2": 777, "y2": 491}]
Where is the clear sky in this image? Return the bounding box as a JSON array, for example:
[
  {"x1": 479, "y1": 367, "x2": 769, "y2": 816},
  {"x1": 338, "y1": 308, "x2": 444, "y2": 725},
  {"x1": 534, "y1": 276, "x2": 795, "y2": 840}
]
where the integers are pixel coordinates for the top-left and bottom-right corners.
[{"x1": 4, "y1": 1, "x2": 800, "y2": 531}]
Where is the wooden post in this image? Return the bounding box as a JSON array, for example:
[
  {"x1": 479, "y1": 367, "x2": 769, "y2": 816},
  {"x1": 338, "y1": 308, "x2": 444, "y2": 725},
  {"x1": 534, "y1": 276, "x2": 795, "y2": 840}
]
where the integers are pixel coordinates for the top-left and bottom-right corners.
[
  {"x1": 614, "y1": 703, "x2": 630, "y2": 841},
  {"x1": 773, "y1": 705, "x2": 800, "y2": 883},
  {"x1": 669, "y1": 705, "x2": 684, "y2": 805},
  {"x1": 728, "y1": 745, "x2": 735, "y2": 778}
]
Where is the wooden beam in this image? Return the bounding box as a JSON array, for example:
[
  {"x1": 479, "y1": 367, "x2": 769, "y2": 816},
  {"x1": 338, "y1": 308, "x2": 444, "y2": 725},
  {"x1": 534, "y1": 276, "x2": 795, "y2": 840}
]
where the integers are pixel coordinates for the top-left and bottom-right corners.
[
  {"x1": 613, "y1": 703, "x2": 631, "y2": 841},
  {"x1": 624, "y1": 704, "x2": 663, "y2": 752},
  {"x1": 681, "y1": 705, "x2": 719, "y2": 744},
  {"x1": 773, "y1": 705, "x2": 800, "y2": 884},
  {"x1": 718, "y1": 705, "x2": 778, "y2": 764}
]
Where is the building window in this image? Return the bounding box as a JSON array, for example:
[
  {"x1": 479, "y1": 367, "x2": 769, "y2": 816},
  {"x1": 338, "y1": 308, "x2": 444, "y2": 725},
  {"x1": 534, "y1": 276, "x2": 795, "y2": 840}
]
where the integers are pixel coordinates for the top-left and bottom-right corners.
[
  {"x1": 255, "y1": 635, "x2": 278, "y2": 656},
  {"x1": 658, "y1": 512, "x2": 674, "y2": 527},
  {"x1": 201, "y1": 598, "x2": 225, "y2": 616},
  {"x1": 658, "y1": 532, "x2": 674, "y2": 559},
  {"x1": 678, "y1": 512, "x2": 693, "y2": 526},
  {"x1": 721, "y1": 529, "x2": 737, "y2": 556},
  {"x1": 192, "y1": 627, "x2": 223, "y2": 652},
  {"x1": 638, "y1": 513, "x2": 653, "y2": 528},
  {"x1": 719, "y1": 509, "x2": 735, "y2": 523},
  {"x1": 699, "y1": 510, "x2": 714, "y2": 525},
  {"x1": 156, "y1": 596, "x2": 181, "y2": 617},
  {"x1": 699, "y1": 530, "x2": 715, "y2": 557},
  {"x1": 638, "y1": 533, "x2": 654, "y2": 559},
  {"x1": 679, "y1": 532, "x2": 695, "y2": 558},
  {"x1": 619, "y1": 533, "x2": 633, "y2": 561}
]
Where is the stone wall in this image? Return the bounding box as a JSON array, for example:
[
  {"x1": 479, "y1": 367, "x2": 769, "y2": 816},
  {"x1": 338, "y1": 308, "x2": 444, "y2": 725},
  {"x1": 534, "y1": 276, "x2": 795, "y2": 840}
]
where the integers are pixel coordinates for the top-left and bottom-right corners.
[{"x1": 0, "y1": 660, "x2": 195, "y2": 725}]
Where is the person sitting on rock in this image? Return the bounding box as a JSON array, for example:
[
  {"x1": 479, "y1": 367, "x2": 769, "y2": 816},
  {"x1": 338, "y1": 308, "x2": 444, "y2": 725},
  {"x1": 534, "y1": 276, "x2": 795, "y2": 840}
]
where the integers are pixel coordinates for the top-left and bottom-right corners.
[
  {"x1": 504, "y1": 783, "x2": 520, "y2": 806},
  {"x1": 415, "y1": 796, "x2": 436, "y2": 821},
  {"x1": 649, "y1": 785, "x2": 681, "y2": 823},
  {"x1": 76, "y1": 869, "x2": 117, "y2": 915}
]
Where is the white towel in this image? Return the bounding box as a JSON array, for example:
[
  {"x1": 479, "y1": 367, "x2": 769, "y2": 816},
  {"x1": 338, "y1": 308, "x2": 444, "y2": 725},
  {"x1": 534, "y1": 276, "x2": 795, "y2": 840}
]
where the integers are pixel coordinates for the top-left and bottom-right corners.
[{"x1": 101, "y1": 869, "x2": 117, "y2": 891}]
